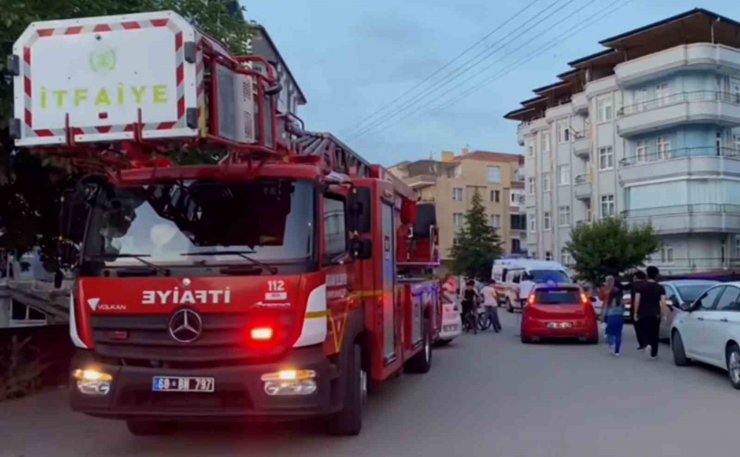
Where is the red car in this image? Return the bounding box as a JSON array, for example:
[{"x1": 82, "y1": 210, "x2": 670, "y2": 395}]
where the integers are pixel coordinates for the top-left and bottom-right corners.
[{"x1": 521, "y1": 284, "x2": 599, "y2": 344}]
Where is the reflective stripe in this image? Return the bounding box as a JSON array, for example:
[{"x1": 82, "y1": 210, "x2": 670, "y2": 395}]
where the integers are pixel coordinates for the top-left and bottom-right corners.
[{"x1": 68, "y1": 292, "x2": 88, "y2": 349}]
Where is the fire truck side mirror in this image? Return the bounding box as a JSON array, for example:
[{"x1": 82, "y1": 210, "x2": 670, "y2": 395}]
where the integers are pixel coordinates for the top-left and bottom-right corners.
[
  {"x1": 350, "y1": 238, "x2": 373, "y2": 260},
  {"x1": 348, "y1": 187, "x2": 372, "y2": 234}
]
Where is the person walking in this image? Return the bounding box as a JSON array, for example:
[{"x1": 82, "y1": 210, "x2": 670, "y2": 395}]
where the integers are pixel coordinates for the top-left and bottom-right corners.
[
  {"x1": 601, "y1": 275, "x2": 625, "y2": 356},
  {"x1": 481, "y1": 280, "x2": 501, "y2": 333},
  {"x1": 630, "y1": 270, "x2": 647, "y2": 350},
  {"x1": 633, "y1": 266, "x2": 668, "y2": 359}
]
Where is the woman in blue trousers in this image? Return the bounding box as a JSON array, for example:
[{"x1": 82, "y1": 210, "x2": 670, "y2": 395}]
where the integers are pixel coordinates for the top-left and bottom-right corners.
[{"x1": 602, "y1": 275, "x2": 625, "y2": 356}]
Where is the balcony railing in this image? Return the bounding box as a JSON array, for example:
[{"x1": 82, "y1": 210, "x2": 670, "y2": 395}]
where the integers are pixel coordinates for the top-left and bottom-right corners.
[
  {"x1": 622, "y1": 204, "x2": 740, "y2": 218},
  {"x1": 574, "y1": 174, "x2": 590, "y2": 185},
  {"x1": 618, "y1": 90, "x2": 740, "y2": 117},
  {"x1": 620, "y1": 146, "x2": 740, "y2": 167}
]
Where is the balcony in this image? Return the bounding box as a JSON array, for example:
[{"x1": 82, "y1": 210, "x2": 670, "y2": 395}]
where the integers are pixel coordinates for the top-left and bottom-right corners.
[
  {"x1": 617, "y1": 91, "x2": 740, "y2": 137},
  {"x1": 615, "y1": 43, "x2": 740, "y2": 88},
  {"x1": 573, "y1": 136, "x2": 590, "y2": 159},
  {"x1": 572, "y1": 92, "x2": 588, "y2": 114},
  {"x1": 622, "y1": 204, "x2": 740, "y2": 235},
  {"x1": 619, "y1": 147, "x2": 740, "y2": 185},
  {"x1": 405, "y1": 174, "x2": 437, "y2": 188},
  {"x1": 573, "y1": 174, "x2": 592, "y2": 200}
]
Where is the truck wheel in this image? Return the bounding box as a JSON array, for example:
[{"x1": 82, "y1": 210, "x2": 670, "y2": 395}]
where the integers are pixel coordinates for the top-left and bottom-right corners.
[
  {"x1": 126, "y1": 420, "x2": 171, "y2": 436},
  {"x1": 405, "y1": 319, "x2": 432, "y2": 374},
  {"x1": 506, "y1": 298, "x2": 514, "y2": 313},
  {"x1": 327, "y1": 344, "x2": 364, "y2": 436}
]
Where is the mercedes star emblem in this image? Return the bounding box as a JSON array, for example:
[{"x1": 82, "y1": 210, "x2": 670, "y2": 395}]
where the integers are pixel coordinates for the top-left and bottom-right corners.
[{"x1": 168, "y1": 309, "x2": 203, "y2": 343}]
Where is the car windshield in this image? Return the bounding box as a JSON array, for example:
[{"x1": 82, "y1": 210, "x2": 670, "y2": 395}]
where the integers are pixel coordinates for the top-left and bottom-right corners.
[
  {"x1": 677, "y1": 285, "x2": 715, "y2": 303},
  {"x1": 534, "y1": 289, "x2": 580, "y2": 305},
  {"x1": 529, "y1": 269, "x2": 570, "y2": 283},
  {"x1": 83, "y1": 179, "x2": 315, "y2": 267}
]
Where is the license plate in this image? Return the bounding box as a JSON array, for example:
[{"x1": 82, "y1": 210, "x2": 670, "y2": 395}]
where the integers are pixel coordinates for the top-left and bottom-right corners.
[
  {"x1": 152, "y1": 376, "x2": 215, "y2": 393},
  {"x1": 547, "y1": 322, "x2": 573, "y2": 329}
]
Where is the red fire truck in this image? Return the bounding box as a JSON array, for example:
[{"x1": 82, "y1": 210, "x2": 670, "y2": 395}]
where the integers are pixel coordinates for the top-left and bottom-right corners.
[{"x1": 11, "y1": 11, "x2": 441, "y2": 435}]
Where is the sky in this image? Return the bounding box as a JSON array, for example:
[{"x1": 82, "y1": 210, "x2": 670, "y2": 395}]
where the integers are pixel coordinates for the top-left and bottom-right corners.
[{"x1": 243, "y1": 0, "x2": 740, "y2": 166}]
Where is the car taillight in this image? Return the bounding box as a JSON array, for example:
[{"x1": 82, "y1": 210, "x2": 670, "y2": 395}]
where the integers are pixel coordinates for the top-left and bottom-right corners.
[
  {"x1": 580, "y1": 292, "x2": 589, "y2": 305},
  {"x1": 527, "y1": 294, "x2": 536, "y2": 306}
]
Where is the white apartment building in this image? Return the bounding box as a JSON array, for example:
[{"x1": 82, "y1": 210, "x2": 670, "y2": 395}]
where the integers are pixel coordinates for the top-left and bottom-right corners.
[{"x1": 506, "y1": 9, "x2": 740, "y2": 275}]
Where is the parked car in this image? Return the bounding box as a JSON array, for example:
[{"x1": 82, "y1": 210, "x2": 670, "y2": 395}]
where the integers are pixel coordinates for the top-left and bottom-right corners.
[
  {"x1": 521, "y1": 284, "x2": 598, "y2": 344},
  {"x1": 660, "y1": 280, "x2": 719, "y2": 341},
  {"x1": 671, "y1": 282, "x2": 740, "y2": 389}
]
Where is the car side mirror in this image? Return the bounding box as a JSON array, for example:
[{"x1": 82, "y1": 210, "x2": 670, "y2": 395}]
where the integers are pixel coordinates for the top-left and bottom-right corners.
[{"x1": 679, "y1": 301, "x2": 692, "y2": 312}]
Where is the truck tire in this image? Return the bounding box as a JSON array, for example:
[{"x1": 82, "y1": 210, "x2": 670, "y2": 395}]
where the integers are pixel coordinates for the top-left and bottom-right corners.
[
  {"x1": 405, "y1": 319, "x2": 432, "y2": 374},
  {"x1": 327, "y1": 344, "x2": 364, "y2": 436},
  {"x1": 505, "y1": 298, "x2": 514, "y2": 313},
  {"x1": 126, "y1": 420, "x2": 171, "y2": 436}
]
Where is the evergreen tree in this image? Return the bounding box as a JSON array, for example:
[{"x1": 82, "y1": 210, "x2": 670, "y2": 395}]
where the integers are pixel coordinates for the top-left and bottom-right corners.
[{"x1": 449, "y1": 188, "x2": 503, "y2": 279}]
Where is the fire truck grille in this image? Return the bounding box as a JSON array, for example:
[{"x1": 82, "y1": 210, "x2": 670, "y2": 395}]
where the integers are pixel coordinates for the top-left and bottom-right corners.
[{"x1": 90, "y1": 314, "x2": 290, "y2": 364}]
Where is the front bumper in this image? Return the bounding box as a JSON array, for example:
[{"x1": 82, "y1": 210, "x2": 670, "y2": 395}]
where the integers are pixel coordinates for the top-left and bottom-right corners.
[{"x1": 70, "y1": 345, "x2": 342, "y2": 421}]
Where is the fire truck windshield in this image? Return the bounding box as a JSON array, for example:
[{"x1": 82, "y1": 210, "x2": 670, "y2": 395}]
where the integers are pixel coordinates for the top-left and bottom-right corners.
[{"x1": 83, "y1": 179, "x2": 315, "y2": 269}]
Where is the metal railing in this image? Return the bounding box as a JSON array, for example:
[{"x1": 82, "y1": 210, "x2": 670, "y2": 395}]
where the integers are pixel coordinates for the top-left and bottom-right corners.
[
  {"x1": 620, "y1": 146, "x2": 740, "y2": 166},
  {"x1": 622, "y1": 204, "x2": 740, "y2": 218},
  {"x1": 619, "y1": 90, "x2": 740, "y2": 117},
  {"x1": 574, "y1": 174, "x2": 590, "y2": 185}
]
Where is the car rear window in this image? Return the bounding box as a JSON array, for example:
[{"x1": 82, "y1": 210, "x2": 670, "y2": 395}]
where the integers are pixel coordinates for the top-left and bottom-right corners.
[{"x1": 534, "y1": 289, "x2": 580, "y2": 305}]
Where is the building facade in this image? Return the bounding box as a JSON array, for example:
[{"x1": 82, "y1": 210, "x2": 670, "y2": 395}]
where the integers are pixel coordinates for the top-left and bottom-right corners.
[
  {"x1": 506, "y1": 9, "x2": 740, "y2": 275},
  {"x1": 390, "y1": 150, "x2": 526, "y2": 271}
]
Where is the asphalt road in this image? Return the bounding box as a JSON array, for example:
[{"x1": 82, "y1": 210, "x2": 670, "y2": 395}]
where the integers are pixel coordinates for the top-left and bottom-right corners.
[{"x1": 2, "y1": 313, "x2": 739, "y2": 457}]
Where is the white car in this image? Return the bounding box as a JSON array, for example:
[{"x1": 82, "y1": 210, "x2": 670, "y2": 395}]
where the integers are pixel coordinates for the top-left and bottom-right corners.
[
  {"x1": 437, "y1": 301, "x2": 462, "y2": 345},
  {"x1": 671, "y1": 282, "x2": 740, "y2": 389}
]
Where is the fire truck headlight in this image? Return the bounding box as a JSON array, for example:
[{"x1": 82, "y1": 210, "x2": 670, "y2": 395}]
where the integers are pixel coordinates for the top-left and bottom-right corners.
[
  {"x1": 260, "y1": 370, "x2": 317, "y2": 396},
  {"x1": 73, "y1": 368, "x2": 113, "y2": 396}
]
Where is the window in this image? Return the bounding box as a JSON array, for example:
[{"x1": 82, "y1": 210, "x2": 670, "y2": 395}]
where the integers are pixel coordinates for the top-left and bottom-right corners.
[
  {"x1": 545, "y1": 251, "x2": 552, "y2": 261},
  {"x1": 655, "y1": 82, "x2": 670, "y2": 106},
  {"x1": 491, "y1": 190, "x2": 500, "y2": 203},
  {"x1": 540, "y1": 131, "x2": 550, "y2": 152},
  {"x1": 585, "y1": 206, "x2": 592, "y2": 222},
  {"x1": 657, "y1": 136, "x2": 671, "y2": 160},
  {"x1": 487, "y1": 166, "x2": 502, "y2": 183},
  {"x1": 735, "y1": 234, "x2": 740, "y2": 259},
  {"x1": 526, "y1": 139, "x2": 535, "y2": 157},
  {"x1": 527, "y1": 177, "x2": 535, "y2": 195},
  {"x1": 695, "y1": 286, "x2": 723, "y2": 311},
  {"x1": 543, "y1": 211, "x2": 551, "y2": 230},
  {"x1": 635, "y1": 88, "x2": 648, "y2": 112},
  {"x1": 453, "y1": 213, "x2": 464, "y2": 229},
  {"x1": 528, "y1": 212, "x2": 536, "y2": 232},
  {"x1": 660, "y1": 244, "x2": 674, "y2": 264},
  {"x1": 512, "y1": 239, "x2": 522, "y2": 253},
  {"x1": 511, "y1": 192, "x2": 525, "y2": 206},
  {"x1": 323, "y1": 196, "x2": 347, "y2": 261},
  {"x1": 557, "y1": 120, "x2": 570, "y2": 143},
  {"x1": 558, "y1": 206, "x2": 570, "y2": 226},
  {"x1": 597, "y1": 96, "x2": 613, "y2": 122},
  {"x1": 716, "y1": 286, "x2": 740, "y2": 311},
  {"x1": 734, "y1": 134, "x2": 740, "y2": 154},
  {"x1": 446, "y1": 164, "x2": 461, "y2": 178},
  {"x1": 511, "y1": 214, "x2": 526, "y2": 230},
  {"x1": 452, "y1": 187, "x2": 463, "y2": 201},
  {"x1": 558, "y1": 165, "x2": 570, "y2": 186},
  {"x1": 636, "y1": 140, "x2": 648, "y2": 162},
  {"x1": 542, "y1": 172, "x2": 551, "y2": 192},
  {"x1": 600, "y1": 194, "x2": 615, "y2": 218},
  {"x1": 731, "y1": 78, "x2": 740, "y2": 103},
  {"x1": 560, "y1": 248, "x2": 573, "y2": 266},
  {"x1": 598, "y1": 146, "x2": 614, "y2": 170},
  {"x1": 490, "y1": 214, "x2": 501, "y2": 228},
  {"x1": 9, "y1": 300, "x2": 47, "y2": 326}
]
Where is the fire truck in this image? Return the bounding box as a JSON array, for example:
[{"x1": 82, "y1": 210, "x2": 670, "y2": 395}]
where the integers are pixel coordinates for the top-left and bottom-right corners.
[{"x1": 11, "y1": 11, "x2": 441, "y2": 435}]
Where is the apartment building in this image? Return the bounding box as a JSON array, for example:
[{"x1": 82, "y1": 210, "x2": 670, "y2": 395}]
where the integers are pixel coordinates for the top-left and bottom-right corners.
[
  {"x1": 505, "y1": 8, "x2": 740, "y2": 275},
  {"x1": 390, "y1": 150, "x2": 526, "y2": 271}
]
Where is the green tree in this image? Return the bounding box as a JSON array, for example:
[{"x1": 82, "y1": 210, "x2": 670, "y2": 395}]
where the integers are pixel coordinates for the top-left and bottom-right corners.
[
  {"x1": 449, "y1": 188, "x2": 503, "y2": 279},
  {"x1": 0, "y1": 0, "x2": 253, "y2": 261},
  {"x1": 565, "y1": 217, "x2": 660, "y2": 286}
]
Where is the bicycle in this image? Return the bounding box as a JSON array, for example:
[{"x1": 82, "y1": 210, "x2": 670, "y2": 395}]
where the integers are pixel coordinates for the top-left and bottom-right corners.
[
  {"x1": 462, "y1": 308, "x2": 479, "y2": 334},
  {"x1": 478, "y1": 309, "x2": 492, "y2": 331}
]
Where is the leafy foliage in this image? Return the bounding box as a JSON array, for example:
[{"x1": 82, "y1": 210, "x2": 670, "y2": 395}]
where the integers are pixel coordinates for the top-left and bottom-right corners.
[
  {"x1": 0, "y1": 0, "x2": 253, "y2": 260},
  {"x1": 565, "y1": 217, "x2": 660, "y2": 286},
  {"x1": 449, "y1": 188, "x2": 503, "y2": 279}
]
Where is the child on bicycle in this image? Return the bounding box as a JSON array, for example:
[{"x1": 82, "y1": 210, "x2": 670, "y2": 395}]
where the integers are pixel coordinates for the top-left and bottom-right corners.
[{"x1": 462, "y1": 279, "x2": 481, "y2": 335}]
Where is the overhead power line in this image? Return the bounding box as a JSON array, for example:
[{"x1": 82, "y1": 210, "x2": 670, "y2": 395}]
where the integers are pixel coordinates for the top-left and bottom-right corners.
[
  {"x1": 348, "y1": 0, "x2": 592, "y2": 140},
  {"x1": 340, "y1": 0, "x2": 545, "y2": 137},
  {"x1": 416, "y1": 0, "x2": 634, "y2": 122}
]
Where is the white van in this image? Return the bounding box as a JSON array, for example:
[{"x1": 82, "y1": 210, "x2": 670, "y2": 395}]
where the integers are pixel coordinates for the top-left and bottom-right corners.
[{"x1": 491, "y1": 258, "x2": 570, "y2": 312}]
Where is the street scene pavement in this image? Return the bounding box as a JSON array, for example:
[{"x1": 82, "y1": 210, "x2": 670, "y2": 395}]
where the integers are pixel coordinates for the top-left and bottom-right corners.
[{"x1": 1, "y1": 312, "x2": 737, "y2": 457}]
